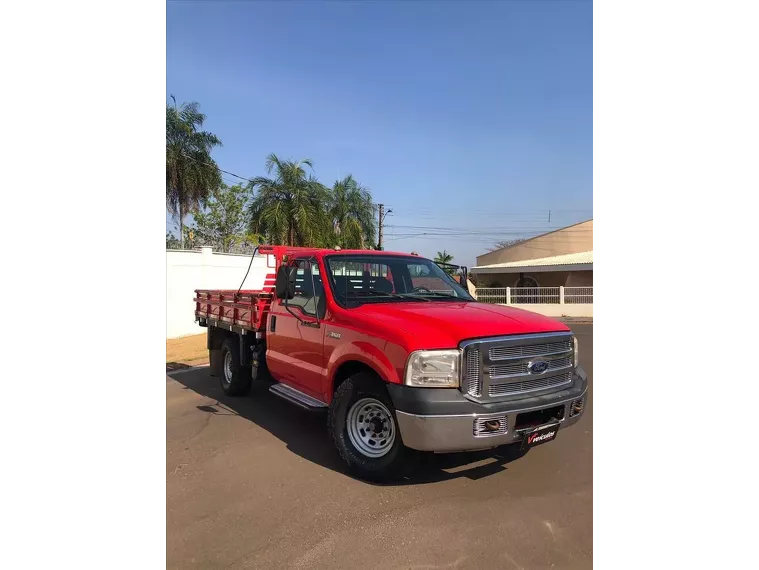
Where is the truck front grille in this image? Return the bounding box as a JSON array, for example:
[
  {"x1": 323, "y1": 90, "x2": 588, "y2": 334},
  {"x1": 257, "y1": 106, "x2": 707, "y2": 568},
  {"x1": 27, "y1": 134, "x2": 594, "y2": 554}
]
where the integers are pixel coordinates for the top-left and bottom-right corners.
[
  {"x1": 490, "y1": 356, "x2": 571, "y2": 379},
  {"x1": 489, "y1": 339, "x2": 572, "y2": 361},
  {"x1": 461, "y1": 332, "x2": 575, "y2": 403},
  {"x1": 489, "y1": 371, "x2": 573, "y2": 397}
]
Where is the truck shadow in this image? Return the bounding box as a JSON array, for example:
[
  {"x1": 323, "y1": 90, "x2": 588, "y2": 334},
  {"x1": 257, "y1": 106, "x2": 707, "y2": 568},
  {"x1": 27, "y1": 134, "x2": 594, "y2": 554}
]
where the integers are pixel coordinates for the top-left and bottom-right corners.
[{"x1": 169, "y1": 368, "x2": 529, "y2": 486}]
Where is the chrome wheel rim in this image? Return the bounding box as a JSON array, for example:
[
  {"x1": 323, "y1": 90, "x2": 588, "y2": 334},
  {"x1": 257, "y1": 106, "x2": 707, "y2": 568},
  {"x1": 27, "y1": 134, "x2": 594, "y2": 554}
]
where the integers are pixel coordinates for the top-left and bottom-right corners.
[
  {"x1": 223, "y1": 351, "x2": 233, "y2": 384},
  {"x1": 346, "y1": 398, "x2": 396, "y2": 458}
]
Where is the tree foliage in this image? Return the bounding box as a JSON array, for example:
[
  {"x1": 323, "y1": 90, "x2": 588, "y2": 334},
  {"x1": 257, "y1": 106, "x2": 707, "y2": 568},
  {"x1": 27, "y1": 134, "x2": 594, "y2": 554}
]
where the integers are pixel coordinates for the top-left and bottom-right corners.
[
  {"x1": 328, "y1": 174, "x2": 376, "y2": 249},
  {"x1": 247, "y1": 154, "x2": 331, "y2": 247},
  {"x1": 247, "y1": 155, "x2": 376, "y2": 249},
  {"x1": 165, "y1": 96, "x2": 380, "y2": 251},
  {"x1": 434, "y1": 250, "x2": 456, "y2": 274},
  {"x1": 166, "y1": 96, "x2": 222, "y2": 247},
  {"x1": 191, "y1": 184, "x2": 262, "y2": 252},
  {"x1": 486, "y1": 238, "x2": 527, "y2": 252},
  {"x1": 166, "y1": 232, "x2": 182, "y2": 249}
]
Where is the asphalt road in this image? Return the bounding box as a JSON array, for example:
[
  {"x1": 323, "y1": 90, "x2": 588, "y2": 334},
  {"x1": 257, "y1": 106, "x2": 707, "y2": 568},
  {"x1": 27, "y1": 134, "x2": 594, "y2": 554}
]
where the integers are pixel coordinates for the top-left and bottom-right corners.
[{"x1": 167, "y1": 324, "x2": 592, "y2": 569}]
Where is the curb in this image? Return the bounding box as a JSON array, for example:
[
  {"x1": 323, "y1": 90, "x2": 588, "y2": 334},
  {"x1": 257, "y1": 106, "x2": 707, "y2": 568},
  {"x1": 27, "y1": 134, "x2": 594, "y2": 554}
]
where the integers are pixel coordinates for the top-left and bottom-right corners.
[{"x1": 166, "y1": 364, "x2": 210, "y2": 375}]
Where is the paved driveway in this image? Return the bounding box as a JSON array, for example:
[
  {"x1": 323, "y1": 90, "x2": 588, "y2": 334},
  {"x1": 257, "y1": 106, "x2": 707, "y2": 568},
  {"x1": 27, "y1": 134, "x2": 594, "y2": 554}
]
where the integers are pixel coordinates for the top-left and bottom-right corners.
[{"x1": 167, "y1": 324, "x2": 592, "y2": 569}]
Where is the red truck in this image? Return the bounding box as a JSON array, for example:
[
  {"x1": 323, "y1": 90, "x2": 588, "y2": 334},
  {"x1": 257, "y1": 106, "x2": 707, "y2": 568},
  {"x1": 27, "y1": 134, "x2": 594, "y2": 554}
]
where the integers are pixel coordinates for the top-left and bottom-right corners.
[{"x1": 195, "y1": 245, "x2": 587, "y2": 481}]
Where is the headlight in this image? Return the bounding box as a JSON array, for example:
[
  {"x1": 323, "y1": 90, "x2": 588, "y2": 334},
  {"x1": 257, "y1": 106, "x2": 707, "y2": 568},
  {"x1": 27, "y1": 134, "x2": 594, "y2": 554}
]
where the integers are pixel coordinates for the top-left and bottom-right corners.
[
  {"x1": 573, "y1": 337, "x2": 579, "y2": 368},
  {"x1": 404, "y1": 349, "x2": 460, "y2": 388}
]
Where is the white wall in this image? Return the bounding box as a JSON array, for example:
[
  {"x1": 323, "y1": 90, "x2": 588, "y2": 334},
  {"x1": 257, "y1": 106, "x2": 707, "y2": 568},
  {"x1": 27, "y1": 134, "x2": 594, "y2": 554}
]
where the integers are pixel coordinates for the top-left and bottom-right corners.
[{"x1": 166, "y1": 247, "x2": 274, "y2": 339}]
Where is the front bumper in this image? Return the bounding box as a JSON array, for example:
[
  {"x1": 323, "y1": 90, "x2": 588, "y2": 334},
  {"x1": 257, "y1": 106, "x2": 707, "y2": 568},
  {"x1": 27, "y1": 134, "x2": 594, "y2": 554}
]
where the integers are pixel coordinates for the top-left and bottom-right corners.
[{"x1": 387, "y1": 367, "x2": 588, "y2": 453}]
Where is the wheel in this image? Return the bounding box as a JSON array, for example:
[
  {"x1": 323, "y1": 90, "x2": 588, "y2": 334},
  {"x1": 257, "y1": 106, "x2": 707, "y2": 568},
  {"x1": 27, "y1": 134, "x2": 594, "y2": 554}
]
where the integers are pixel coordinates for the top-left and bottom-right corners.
[
  {"x1": 220, "y1": 337, "x2": 252, "y2": 397},
  {"x1": 328, "y1": 372, "x2": 415, "y2": 482}
]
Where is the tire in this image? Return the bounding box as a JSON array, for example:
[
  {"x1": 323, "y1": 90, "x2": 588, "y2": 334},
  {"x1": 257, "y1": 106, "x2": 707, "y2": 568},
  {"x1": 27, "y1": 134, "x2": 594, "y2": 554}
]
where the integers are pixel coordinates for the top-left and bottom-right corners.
[
  {"x1": 328, "y1": 372, "x2": 415, "y2": 482},
  {"x1": 220, "y1": 337, "x2": 252, "y2": 397}
]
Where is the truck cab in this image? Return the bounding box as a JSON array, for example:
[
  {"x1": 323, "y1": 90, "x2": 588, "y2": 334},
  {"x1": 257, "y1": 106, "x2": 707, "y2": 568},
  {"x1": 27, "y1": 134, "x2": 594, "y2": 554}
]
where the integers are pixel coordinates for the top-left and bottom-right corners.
[{"x1": 196, "y1": 246, "x2": 587, "y2": 482}]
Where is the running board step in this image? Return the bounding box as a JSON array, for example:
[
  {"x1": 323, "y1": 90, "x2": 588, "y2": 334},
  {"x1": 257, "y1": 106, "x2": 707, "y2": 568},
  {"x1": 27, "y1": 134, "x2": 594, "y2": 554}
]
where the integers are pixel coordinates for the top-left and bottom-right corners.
[{"x1": 269, "y1": 383, "x2": 328, "y2": 410}]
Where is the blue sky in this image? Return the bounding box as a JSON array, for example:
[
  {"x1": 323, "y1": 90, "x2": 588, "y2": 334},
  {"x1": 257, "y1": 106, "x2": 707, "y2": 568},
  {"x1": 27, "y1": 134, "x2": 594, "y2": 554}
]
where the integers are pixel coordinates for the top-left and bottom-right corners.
[{"x1": 167, "y1": 0, "x2": 592, "y2": 266}]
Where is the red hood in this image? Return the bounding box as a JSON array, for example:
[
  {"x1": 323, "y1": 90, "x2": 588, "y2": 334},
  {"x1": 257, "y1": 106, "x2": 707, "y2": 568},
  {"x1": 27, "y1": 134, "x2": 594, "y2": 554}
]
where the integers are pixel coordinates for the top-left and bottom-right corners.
[{"x1": 349, "y1": 301, "x2": 569, "y2": 350}]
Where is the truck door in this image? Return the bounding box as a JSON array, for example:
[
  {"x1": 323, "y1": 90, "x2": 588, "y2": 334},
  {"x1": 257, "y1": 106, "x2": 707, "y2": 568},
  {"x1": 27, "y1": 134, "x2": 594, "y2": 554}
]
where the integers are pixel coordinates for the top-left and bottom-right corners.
[{"x1": 266, "y1": 258, "x2": 327, "y2": 400}]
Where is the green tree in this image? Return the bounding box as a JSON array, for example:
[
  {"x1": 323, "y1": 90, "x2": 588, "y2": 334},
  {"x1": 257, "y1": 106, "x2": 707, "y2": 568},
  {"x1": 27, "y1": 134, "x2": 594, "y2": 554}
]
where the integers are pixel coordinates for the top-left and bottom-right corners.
[
  {"x1": 434, "y1": 250, "x2": 456, "y2": 274},
  {"x1": 166, "y1": 232, "x2": 182, "y2": 249},
  {"x1": 247, "y1": 154, "x2": 331, "y2": 246},
  {"x1": 166, "y1": 96, "x2": 222, "y2": 248},
  {"x1": 165, "y1": 226, "x2": 198, "y2": 249},
  {"x1": 329, "y1": 174, "x2": 376, "y2": 249},
  {"x1": 192, "y1": 184, "x2": 257, "y2": 252}
]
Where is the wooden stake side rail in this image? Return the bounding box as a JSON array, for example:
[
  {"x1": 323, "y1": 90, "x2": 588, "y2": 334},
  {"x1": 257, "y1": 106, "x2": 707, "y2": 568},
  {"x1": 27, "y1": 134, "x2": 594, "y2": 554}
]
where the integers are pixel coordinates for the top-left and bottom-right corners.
[{"x1": 194, "y1": 289, "x2": 274, "y2": 332}]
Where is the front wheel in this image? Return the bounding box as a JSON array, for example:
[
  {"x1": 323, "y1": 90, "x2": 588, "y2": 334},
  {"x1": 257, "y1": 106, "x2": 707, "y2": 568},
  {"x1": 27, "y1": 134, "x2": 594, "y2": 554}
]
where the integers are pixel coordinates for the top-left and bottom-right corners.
[{"x1": 328, "y1": 373, "x2": 415, "y2": 482}]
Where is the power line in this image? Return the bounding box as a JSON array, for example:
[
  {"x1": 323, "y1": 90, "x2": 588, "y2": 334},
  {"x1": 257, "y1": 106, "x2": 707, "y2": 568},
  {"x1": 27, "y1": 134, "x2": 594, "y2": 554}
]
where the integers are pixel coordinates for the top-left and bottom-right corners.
[
  {"x1": 393, "y1": 208, "x2": 592, "y2": 216},
  {"x1": 181, "y1": 152, "x2": 257, "y2": 185},
  {"x1": 386, "y1": 224, "x2": 592, "y2": 232},
  {"x1": 175, "y1": 155, "x2": 592, "y2": 249}
]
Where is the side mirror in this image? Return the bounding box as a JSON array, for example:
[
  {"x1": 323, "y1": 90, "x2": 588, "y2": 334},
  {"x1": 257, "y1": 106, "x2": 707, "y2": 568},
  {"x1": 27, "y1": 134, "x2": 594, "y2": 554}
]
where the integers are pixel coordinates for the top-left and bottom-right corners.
[{"x1": 275, "y1": 265, "x2": 295, "y2": 299}]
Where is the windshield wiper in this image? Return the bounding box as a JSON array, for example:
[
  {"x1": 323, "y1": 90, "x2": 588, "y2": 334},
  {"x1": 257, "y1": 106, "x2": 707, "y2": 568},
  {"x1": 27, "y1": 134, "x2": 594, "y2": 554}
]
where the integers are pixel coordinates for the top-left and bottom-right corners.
[
  {"x1": 345, "y1": 290, "x2": 432, "y2": 302},
  {"x1": 410, "y1": 291, "x2": 468, "y2": 301}
]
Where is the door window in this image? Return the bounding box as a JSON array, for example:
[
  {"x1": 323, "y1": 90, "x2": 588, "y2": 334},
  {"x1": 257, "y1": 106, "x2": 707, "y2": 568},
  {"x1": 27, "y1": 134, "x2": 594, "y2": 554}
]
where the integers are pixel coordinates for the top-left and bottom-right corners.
[{"x1": 288, "y1": 259, "x2": 322, "y2": 316}]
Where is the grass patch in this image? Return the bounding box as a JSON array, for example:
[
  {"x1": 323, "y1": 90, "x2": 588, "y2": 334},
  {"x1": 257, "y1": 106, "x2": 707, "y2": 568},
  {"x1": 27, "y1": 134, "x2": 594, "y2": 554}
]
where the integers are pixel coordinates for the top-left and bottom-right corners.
[{"x1": 166, "y1": 333, "x2": 208, "y2": 370}]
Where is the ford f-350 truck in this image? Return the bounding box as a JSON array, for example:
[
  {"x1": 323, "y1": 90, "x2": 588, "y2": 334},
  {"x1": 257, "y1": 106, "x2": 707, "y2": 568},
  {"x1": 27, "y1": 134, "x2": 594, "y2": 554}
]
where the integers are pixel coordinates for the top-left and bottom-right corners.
[{"x1": 195, "y1": 245, "x2": 587, "y2": 481}]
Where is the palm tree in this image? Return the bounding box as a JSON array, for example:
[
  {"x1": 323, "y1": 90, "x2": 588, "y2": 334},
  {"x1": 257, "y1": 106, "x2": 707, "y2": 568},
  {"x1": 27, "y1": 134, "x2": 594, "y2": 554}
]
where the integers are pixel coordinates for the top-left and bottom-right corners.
[
  {"x1": 435, "y1": 250, "x2": 454, "y2": 265},
  {"x1": 247, "y1": 154, "x2": 330, "y2": 246},
  {"x1": 434, "y1": 250, "x2": 456, "y2": 275},
  {"x1": 329, "y1": 174, "x2": 376, "y2": 249},
  {"x1": 166, "y1": 96, "x2": 222, "y2": 248}
]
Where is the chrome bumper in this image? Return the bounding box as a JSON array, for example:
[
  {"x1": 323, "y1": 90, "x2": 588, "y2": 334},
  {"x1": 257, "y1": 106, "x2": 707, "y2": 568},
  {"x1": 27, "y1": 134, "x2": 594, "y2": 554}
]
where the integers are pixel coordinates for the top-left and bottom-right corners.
[{"x1": 395, "y1": 387, "x2": 587, "y2": 453}]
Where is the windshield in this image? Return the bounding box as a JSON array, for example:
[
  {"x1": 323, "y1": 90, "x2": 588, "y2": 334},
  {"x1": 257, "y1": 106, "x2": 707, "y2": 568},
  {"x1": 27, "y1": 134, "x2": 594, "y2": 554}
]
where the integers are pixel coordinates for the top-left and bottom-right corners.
[{"x1": 325, "y1": 254, "x2": 474, "y2": 306}]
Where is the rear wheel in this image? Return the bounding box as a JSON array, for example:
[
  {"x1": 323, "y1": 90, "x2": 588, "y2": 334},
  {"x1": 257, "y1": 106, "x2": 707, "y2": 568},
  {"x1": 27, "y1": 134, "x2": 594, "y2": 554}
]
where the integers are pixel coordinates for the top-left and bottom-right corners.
[
  {"x1": 220, "y1": 337, "x2": 252, "y2": 397},
  {"x1": 328, "y1": 372, "x2": 415, "y2": 482}
]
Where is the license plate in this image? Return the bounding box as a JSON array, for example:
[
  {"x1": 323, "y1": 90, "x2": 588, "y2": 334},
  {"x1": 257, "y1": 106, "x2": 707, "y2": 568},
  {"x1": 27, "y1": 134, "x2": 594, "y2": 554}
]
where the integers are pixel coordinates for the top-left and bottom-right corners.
[{"x1": 522, "y1": 422, "x2": 560, "y2": 449}]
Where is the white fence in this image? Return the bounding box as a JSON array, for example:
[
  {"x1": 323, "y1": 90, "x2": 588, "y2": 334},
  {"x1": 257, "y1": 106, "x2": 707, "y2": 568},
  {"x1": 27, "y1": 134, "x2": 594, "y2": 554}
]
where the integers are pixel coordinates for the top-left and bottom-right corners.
[
  {"x1": 475, "y1": 286, "x2": 593, "y2": 304},
  {"x1": 474, "y1": 286, "x2": 593, "y2": 318}
]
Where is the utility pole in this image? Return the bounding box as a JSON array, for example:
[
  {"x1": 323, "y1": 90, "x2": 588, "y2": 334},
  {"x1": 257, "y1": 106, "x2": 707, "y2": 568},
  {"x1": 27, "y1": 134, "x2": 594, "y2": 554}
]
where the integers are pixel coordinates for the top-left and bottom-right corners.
[
  {"x1": 377, "y1": 204, "x2": 384, "y2": 250},
  {"x1": 377, "y1": 204, "x2": 393, "y2": 250}
]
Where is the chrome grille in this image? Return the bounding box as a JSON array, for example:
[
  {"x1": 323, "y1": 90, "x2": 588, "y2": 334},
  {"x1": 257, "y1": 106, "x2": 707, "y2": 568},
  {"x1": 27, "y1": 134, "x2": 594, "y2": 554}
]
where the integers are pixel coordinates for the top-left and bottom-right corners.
[
  {"x1": 489, "y1": 340, "x2": 571, "y2": 361},
  {"x1": 489, "y1": 371, "x2": 573, "y2": 397},
  {"x1": 490, "y1": 356, "x2": 572, "y2": 379},
  {"x1": 465, "y1": 347, "x2": 481, "y2": 396},
  {"x1": 461, "y1": 332, "x2": 575, "y2": 402}
]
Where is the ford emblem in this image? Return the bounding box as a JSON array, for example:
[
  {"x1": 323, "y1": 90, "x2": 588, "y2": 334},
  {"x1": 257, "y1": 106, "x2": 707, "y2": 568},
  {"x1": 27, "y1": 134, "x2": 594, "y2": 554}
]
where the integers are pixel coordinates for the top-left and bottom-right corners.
[{"x1": 528, "y1": 359, "x2": 549, "y2": 374}]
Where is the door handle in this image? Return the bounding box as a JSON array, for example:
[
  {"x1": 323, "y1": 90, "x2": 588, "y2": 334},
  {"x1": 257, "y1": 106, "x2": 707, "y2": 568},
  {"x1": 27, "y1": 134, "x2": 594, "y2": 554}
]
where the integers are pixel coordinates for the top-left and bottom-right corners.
[{"x1": 270, "y1": 315, "x2": 276, "y2": 333}]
